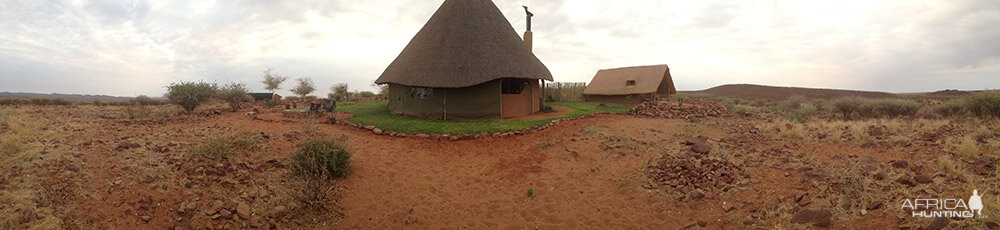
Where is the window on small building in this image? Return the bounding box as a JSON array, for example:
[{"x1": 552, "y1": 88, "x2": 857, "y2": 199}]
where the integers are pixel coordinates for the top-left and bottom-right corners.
[
  {"x1": 625, "y1": 80, "x2": 636, "y2": 88},
  {"x1": 502, "y1": 79, "x2": 529, "y2": 94},
  {"x1": 411, "y1": 87, "x2": 433, "y2": 99}
]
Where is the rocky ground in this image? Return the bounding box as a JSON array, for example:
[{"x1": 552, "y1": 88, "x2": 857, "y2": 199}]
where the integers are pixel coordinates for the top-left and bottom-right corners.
[{"x1": 1, "y1": 101, "x2": 998, "y2": 229}]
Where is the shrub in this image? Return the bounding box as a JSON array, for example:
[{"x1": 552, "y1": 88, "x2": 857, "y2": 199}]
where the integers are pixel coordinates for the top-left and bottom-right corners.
[
  {"x1": 966, "y1": 91, "x2": 1000, "y2": 118},
  {"x1": 49, "y1": 98, "x2": 72, "y2": 106},
  {"x1": 865, "y1": 99, "x2": 921, "y2": 117},
  {"x1": 132, "y1": 95, "x2": 161, "y2": 106},
  {"x1": 543, "y1": 105, "x2": 555, "y2": 113},
  {"x1": 28, "y1": 98, "x2": 49, "y2": 105},
  {"x1": 932, "y1": 99, "x2": 967, "y2": 117},
  {"x1": 189, "y1": 132, "x2": 264, "y2": 159},
  {"x1": 833, "y1": 97, "x2": 920, "y2": 119},
  {"x1": 329, "y1": 83, "x2": 350, "y2": 102},
  {"x1": 357, "y1": 91, "x2": 376, "y2": 98},
  {"x1": 772, "y1": 95, "x2": 818, "y2": 116},
  {"x1": 732, "y1": 105, "x2": 748, "y2": 116},
  {"x1": 833, "y1": 97, "x2": 865, "y2": 119},
  {"x1": 165, "y1": 81, "x2": 217, "y2": 112},
  {"x1": 291, "y1": 138, "x2": 352, "y2": 180},
  {"x1": 217, "y1": 82, "x2": 253, "y2": 112},
  {"x1": 264, "y1": 99, "x2": 278, "y2": 107},
  {"x1": 0, "y1": 98, "x2": 26, "y2": 106}
]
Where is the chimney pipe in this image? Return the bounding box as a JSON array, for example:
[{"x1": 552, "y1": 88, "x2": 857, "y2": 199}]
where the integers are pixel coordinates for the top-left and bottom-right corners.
[{"x1": 523, "y1": 6, "x2": 533, "y2": 51}]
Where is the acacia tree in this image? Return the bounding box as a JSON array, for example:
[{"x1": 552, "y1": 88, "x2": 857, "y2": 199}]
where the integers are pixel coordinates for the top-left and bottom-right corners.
[
  {"x1": 261, "y1": 68, "x2": 287, "y2": 95},
  {"x1": 292, "y1": 78, "x2": 316, "y2": 100},
  {"x1": 218, "y1": 82, "x2": 253, "y2": 112},
  {"x1": 165, "y1": 81, "x2": 217, "y2": 112},
  {"x1": 328, "y1": 83, "x2": 350, "y2": 101}
]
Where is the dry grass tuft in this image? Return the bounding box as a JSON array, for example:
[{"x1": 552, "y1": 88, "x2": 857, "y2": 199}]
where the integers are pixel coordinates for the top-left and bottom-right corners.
[
  {"x1": 953, "y1": 136, "x2": 980, "y2": 159},
  {"x1": 937, "y1": 155, "x2": 961, "y2": 177},
  {"x1": 766, "y1": 121, "x2": 805, "y2": 140}
]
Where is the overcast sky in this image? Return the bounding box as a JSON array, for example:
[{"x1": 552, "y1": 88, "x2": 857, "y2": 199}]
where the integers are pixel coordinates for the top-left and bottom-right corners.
[{"x1": 1, "y1": 0, "x2": 998, "y2": 97}]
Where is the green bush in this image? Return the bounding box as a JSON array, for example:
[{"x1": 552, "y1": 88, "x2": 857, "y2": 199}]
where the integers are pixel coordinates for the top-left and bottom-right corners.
[
  {"x1": 218, "y1": 82, "x2": 252, "y2": 112},
  {"x1": 833, "y1": 97, "x2": 865, "y2": 118},
  {"x1": 132, "y1": 95, "x2": 162, "y2": 106},
  {"x1": 49, "y1": 98, "x2": 71, "y2": 106},
  {"x1": 833, "y1": 97, "x2": 920, "y2": 119},
  {"x1": 932, "y1": 99, "x2": 966, "y2": 117},
  {"x1": 966, "y1": 91, "x2": 1000, "y2": 118},
  {"x1": 166, "y1": 81, "x2": 217, "y2": 112},
  {"x1": 771, "y1": 95, "x2": 820, "y2": 116},
  {"x1": 291, "y1": 138, "x2": 352, "y2": 180},
  {"x1": 264, "y1": 99, "x2": 278, "y2": 107},
  {"x1": 865, "y1": 98, "x2": 921, "y2": 117},
  {"x1": 29, "y1": 98, "x2": 50, "y2": 105},
  {"x1": 733, "y1": 105, "x2": 749, "y2": 116},
  {"x1": 0, "y1": 98, "x2": 26, "y2": 106}
]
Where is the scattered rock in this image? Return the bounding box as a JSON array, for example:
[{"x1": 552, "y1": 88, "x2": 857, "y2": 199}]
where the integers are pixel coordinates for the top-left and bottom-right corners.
[
  {"x1": 274, "y1": 205, "x2": 287, "y2": 214},
  {"x1": 372, "y1": 128, "x2": 383, "y2": 135},
  {"x1": 873, "y1": 172, "x2": 886, "y2": 180},
  {"x1": 914, "y1": 174, "x2": 934, "y2": 184},
  {"x1": 236, "y1": 202, "x2": 251, "y2": 219},
  {"x1": 791, "y1": 209, "x2": 832, "y2": 227},
  {"x1": 722, "y1": 202, "x2": 735, "y2": 212},
  {"x1": 140, "y1": 215, "x2": 151, "y2": 222},
  {"x1": 115, "y1": 142, "x2": 140, "y2": 151},
  {"x1": 415, "y1": 133, "x2": 430, "y2": 138},
  {"x1": 689, "y1": 189, "x2": 705, "y2": 200},
  {"x1": 926, "y1": 217, "x2": 949, "y2": 230},
  {"x1": 866, "y1": 201, "x2": 882, "y2": 210},
  {"x1": 219, "y1": 209, "x2": 233, "y2": 219},
  {"x1": 891, "y1": 160, "x2": 909, "y2": 168},
  {"x1": 897, "y1": 177, "x2": 917, "y2": 187},
  {"x1": 697, "y1": 220, "x2": 707, "y2": 227},
  {"x1": 691, "y1": 143, "x2": 712, "y2": 154}
]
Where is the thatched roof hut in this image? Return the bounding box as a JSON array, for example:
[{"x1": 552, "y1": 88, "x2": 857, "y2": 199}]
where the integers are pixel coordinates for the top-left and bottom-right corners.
[
  {"x1": 583, "y1": 64, "x2": 676, "y2": 104},
  {"x1": 375, "y1": 0, "x2": 552, "y2": 119}
]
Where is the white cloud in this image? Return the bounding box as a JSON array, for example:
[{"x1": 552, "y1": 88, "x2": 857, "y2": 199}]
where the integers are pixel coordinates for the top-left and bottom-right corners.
[{"x1": 0, "y1": 0, "x2": 998, "y2": 96}]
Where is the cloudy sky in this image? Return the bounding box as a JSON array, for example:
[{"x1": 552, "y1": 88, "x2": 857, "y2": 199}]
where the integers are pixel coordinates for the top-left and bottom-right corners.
[{"x1": 1, "y1": 0, "x2": 998, "y2": 97}]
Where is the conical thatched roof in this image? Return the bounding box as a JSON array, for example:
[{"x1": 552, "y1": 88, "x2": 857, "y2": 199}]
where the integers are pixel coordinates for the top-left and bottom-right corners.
[{"x1": 374, "y1": 0, "x2": 553, "y2": 88}]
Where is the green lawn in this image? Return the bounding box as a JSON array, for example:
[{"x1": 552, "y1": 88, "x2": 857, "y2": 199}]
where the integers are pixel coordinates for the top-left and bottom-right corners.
[{"x1": 334, "y1": 101, "x2": 631, "y2": 134}]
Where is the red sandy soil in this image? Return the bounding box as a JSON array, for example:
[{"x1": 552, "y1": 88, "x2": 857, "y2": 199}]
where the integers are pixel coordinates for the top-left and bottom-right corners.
[{"x1": 1, "y1": 103, "x2": 997, "y2": 229}]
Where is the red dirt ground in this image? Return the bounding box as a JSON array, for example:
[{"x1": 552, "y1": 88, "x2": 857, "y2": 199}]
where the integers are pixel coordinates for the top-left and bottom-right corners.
[{"x1": 1, "y1": 103, "x2": 997, "y2": 229}]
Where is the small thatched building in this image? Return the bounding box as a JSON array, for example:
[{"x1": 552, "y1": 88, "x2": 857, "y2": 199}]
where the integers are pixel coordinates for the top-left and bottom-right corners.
[
  {"x1": 582, "y1": 64, "x2": 677, "y2": 104},
  {"x1": 374, "y1": 0, "x2": 552, "y2": 120}
]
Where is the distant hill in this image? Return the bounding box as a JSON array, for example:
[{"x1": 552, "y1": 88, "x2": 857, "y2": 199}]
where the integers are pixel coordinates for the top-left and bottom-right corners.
[
  {"x1": 0, "y1": 92, "x2": 137, "y2": 103},
  {"x1": 693, "y1": 84, "x2": 898, "y2": 100},
  {"x1": 691, "y1": 84, "x2": 897, "y2": 100}
]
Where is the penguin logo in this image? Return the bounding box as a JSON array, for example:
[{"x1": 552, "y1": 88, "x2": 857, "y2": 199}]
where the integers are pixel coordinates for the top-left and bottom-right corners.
[{"x1": 969, "y1": 190, "x2": 983, "y2": 217}]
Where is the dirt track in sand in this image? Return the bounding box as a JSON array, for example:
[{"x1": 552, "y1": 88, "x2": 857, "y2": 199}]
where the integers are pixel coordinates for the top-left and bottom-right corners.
[{"x1": 2, "y1": 104, "x2": 997, "y2": 229}]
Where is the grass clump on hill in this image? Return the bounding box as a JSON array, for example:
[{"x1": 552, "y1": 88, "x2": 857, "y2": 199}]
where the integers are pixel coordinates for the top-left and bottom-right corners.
[
  {"x1": 335, "y1": 101, "x2": 631, "y2": 134},
  {"x1": 189, "y1": 132, "x2": 265, "y2": 159}
]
